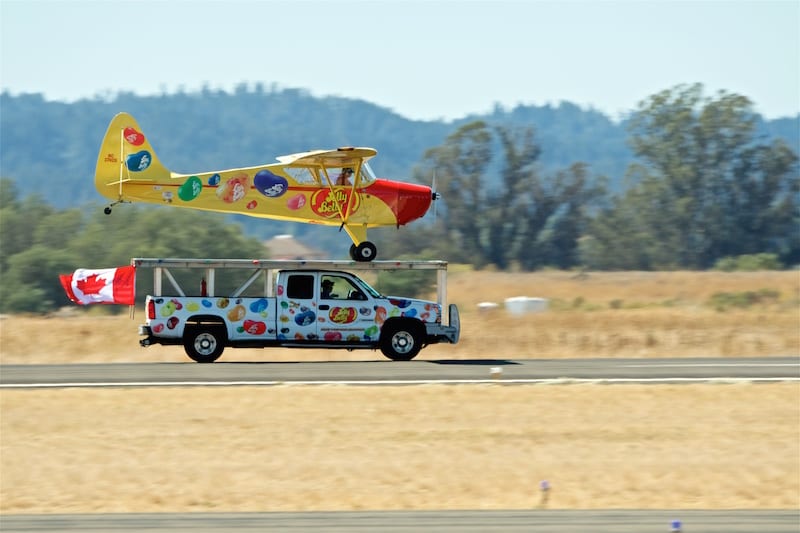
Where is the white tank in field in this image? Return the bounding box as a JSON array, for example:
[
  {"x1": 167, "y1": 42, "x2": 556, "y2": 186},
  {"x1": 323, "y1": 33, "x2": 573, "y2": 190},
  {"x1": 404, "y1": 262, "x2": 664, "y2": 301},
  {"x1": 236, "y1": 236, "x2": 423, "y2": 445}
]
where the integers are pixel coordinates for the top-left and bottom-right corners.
[{"x1": 504, "y1": 296, "x2": 549, "y2": 315}]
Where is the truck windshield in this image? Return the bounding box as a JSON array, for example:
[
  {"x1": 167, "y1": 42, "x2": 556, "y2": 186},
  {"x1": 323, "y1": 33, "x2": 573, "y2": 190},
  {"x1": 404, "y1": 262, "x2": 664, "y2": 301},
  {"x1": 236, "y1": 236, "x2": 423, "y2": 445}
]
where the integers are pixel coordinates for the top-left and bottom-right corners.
[{"x1": 355, "y1": 276, "x2": 383, "y2": 298}]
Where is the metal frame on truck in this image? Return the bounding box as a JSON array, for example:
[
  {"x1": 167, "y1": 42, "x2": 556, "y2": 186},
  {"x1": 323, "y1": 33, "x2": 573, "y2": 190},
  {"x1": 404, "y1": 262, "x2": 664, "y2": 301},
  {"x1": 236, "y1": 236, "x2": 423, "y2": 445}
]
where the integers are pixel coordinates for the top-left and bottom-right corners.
[{"x1": 131, "y1": 258, "x2": 454, "y2": 327}]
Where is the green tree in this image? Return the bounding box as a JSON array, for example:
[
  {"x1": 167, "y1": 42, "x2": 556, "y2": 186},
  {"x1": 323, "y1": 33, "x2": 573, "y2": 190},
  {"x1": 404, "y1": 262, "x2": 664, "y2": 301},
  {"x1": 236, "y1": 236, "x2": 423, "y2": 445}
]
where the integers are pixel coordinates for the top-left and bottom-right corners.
[
  {"x1": 0, "y1": 177, "x2": 18, "y2": 208},
  {"x1": 490, "y1": 126, "x2": 542, "y2": 268},
  {"x1": 585, "y1": 84, "x2": 799, "y2": 269},
  {"x1": 514, "y1": 162, "x2": 605, "y2": 269},
  {"x1": 0, "y1": 191, "x2": 54, "y2": 273},
  {"x1": 423, "y1": 121, "x2": 493, "y2": 266},
  {"x1": 0, "y1": 245, "x2": 79, "y2": 312},
  {"x1": 422, "y1": 121, "x2": 604, "y2": 269}
]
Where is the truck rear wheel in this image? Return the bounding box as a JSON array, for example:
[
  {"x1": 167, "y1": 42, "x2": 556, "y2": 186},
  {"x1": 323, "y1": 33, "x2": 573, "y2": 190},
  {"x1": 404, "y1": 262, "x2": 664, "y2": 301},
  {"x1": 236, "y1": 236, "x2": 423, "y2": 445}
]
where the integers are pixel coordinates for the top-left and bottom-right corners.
[
  {"x1": 380, "y1": 320, "x2": 423, "y2": 361},
  {"x1": 183, "y1": 326, "x2": 226, "y2": 363}
]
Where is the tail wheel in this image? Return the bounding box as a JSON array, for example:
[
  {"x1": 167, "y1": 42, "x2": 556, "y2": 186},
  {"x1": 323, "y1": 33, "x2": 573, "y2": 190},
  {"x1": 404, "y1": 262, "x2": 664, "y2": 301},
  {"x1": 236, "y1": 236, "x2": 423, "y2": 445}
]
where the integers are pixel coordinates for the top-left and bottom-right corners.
[
  {"x1": 183, "y1": 326, "x2": 226, "y2": 363},
  {"x1": 354, "y1": 241, "x2": 377, "y2": 262},
  {"x1": 380, "y1": 320, "x2": 423, "y2": 361}
]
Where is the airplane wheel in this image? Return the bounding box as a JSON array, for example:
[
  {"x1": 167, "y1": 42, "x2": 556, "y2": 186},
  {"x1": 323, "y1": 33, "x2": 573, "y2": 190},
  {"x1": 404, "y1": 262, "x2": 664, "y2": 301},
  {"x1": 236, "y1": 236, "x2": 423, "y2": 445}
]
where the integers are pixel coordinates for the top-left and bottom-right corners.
[
  {"x1": 354, "y1": 242, "x2": 377, "y2": 262},
  {"x1": 104, "y1": 206, "x2": 112, "y2": 215}
]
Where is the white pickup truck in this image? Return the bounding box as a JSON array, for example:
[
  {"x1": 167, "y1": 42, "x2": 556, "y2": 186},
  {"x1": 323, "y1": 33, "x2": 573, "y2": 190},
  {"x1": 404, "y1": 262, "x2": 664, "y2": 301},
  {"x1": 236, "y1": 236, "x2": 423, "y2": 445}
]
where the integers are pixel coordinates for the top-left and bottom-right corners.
[{"x1": 134, "y1": 258, "x2": 460, "y2": 363}]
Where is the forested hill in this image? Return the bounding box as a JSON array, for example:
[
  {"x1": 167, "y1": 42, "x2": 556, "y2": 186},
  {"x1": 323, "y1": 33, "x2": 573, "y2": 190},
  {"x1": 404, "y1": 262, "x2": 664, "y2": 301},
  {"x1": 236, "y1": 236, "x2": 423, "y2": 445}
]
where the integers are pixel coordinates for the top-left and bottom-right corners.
[{"x1": 2, "y1": 86, "x2": 797, "y2": 209}]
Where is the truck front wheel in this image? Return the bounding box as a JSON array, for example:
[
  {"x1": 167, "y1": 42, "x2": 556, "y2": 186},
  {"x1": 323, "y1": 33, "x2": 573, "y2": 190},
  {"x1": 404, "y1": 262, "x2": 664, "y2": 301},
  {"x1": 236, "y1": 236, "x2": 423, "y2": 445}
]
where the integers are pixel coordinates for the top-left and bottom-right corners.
[
  {"x1": 380, "y1": 320, "x2": 423, "y2": 361},
  {"x1": 183, "y1": 327, "x2": 226, "y2": 363}
]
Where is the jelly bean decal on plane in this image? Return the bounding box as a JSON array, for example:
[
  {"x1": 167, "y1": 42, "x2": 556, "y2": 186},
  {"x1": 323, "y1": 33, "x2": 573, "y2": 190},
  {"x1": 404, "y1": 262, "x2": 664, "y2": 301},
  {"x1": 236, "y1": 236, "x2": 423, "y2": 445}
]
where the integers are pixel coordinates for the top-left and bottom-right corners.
[
  {"x1": 254, "y1": 170, "x2": 288, "y2": 198},
  {"x1": 216, "y1": 173, "x2": 250, "y2": 203},
  {"x1": 125, "y1": 150, "x2": 152, "y2": 172},
  {"x1": 178, "y1": 176, "x2": 203, "y2": 202},
  {"x1": 123, "y1": 127, "x2": 145, "y2": 146},
  {"x1": 286, "y1": 193, "x2": 306, "y2": 210}
]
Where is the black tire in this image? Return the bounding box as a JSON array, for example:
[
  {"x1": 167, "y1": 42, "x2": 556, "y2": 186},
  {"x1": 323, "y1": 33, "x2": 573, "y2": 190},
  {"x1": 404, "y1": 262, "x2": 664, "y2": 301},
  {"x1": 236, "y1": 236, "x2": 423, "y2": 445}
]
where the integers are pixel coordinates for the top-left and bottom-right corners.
[
  {"x1": 354, "y1": 241, "x2": 377, "y2": 262},
  {"x1": 380, "y1": 320, "x2": 423, "y2": 361},
  {"x1": 183, "y1": 326, "x2": 226, "y2": 363}
]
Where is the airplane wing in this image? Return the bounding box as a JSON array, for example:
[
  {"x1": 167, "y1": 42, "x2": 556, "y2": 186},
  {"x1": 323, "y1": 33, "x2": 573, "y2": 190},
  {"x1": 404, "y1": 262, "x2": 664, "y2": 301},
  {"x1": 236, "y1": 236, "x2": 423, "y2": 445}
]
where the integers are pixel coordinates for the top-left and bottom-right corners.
[{"x1": 276, "y1": 147, "x2": 378, "y2": 167}]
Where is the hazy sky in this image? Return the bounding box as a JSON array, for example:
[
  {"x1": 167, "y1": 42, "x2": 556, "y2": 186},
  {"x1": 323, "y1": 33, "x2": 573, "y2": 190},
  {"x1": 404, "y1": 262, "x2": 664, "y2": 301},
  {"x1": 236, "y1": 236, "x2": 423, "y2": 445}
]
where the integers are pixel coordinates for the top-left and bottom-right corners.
[{"x1": 1, "y1": 0, "x2": 798, "y2": 121}]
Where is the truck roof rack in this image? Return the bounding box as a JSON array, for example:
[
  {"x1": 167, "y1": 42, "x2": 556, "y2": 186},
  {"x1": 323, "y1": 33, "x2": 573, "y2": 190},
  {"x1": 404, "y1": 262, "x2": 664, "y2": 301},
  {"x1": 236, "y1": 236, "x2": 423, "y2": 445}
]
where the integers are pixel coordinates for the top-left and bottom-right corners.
[
  {"x1": 131, "y1": 258, "x2": 447, "y2": 271},
  {"x1": 130, "y1": 258, "x2": 451, "y2": 311}
]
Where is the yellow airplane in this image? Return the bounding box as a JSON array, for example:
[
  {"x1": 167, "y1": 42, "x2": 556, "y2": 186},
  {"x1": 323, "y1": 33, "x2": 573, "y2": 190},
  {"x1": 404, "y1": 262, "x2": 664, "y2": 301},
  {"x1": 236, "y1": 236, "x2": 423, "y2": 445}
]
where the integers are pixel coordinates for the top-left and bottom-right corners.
[{"x1": 95, "y1": 113, "x2": 439, "y2": 261}]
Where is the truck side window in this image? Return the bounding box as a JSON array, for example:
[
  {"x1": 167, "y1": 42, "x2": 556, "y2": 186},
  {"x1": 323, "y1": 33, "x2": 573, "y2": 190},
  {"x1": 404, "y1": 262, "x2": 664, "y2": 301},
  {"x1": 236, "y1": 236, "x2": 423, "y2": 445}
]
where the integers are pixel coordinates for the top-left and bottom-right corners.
[
  {"x1": 348, "y1": 289, "x2": 367, "y2": 301},
  {"x1": 286, "y1": 274, "x2": 314, "y2": 299},
  {"x1": 321, "y1": 275, "x2": 367, "y2": 301}
]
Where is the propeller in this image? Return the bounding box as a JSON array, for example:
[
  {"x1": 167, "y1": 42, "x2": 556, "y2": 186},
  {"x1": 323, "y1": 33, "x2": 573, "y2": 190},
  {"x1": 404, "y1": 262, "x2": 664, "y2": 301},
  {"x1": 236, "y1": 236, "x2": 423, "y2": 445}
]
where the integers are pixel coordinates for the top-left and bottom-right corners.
[{"x1": 430, "y1": 170, "x2": 441, "y2": 222}]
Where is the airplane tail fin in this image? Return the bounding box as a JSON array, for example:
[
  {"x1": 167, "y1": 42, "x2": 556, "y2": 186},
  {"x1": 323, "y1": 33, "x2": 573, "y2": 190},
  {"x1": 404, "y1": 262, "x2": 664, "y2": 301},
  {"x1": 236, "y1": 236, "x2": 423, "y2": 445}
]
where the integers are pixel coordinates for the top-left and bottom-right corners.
[{"x1": 94, "y1": 113, "x2": 171, "y2": 202}]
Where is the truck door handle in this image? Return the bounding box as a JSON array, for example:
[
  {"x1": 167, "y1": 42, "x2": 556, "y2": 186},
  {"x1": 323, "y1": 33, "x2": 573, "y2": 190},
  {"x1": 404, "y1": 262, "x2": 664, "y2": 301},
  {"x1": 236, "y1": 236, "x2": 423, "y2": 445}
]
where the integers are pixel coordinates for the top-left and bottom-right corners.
[{"x1": 319, "y1": 305, "x2": 330, "y2": 310}]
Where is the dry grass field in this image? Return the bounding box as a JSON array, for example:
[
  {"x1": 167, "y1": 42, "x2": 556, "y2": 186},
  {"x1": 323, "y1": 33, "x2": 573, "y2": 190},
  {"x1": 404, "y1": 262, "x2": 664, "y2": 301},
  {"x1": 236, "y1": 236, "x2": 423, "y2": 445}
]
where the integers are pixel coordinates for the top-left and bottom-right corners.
[
  {"x1": 1, "y1": 384, "x2": 798, "y2": 513},
  {"x1": 0, "y1": 270, "x2": 797, "y2": 514},
  {"x1": 0, "y1": 270, "x2": 797, "y2": 363}
]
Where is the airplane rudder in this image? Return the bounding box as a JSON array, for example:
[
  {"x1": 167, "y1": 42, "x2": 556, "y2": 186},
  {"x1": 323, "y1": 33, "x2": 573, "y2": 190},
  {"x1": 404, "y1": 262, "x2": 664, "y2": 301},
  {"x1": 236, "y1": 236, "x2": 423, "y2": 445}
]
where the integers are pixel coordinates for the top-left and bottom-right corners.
[
  {"x1": 96, "y1": 113, "x2": 168, "y2": 179},
  {"x1": 118, "y1": 113, "x2": 168, "y2": 174},
  {"x1": 94, "y1": 113, "x2": 171, "y2": 200}
]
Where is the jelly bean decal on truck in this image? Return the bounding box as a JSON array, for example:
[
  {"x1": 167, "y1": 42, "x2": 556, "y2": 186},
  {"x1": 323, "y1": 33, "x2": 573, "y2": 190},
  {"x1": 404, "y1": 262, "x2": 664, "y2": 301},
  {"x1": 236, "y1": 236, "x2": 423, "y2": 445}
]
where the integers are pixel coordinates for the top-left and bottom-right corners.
[{"x1": 329, "y1": 306, "x2": 357, "y2": 324}]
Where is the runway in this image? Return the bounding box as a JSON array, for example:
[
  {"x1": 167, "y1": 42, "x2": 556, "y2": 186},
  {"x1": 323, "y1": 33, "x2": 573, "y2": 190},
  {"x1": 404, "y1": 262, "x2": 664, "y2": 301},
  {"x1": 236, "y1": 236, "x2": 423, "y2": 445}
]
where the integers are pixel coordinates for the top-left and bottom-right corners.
[
  {"x1": 1, "y1": 357, "x2": 798, "y2": 388},
  {"x1": 1, "y1": 510, "x2": 799, "y2": 532}
]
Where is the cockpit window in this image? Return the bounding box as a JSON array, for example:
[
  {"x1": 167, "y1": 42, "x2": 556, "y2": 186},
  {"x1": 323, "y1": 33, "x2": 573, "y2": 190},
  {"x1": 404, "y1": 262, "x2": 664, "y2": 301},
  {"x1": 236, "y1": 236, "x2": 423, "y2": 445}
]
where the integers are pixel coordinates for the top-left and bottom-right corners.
[
  {"x1": 282, "y1": 162, "x2": 377, "y2": 188},
  {"x1": 359, "y1": 162, "x2": 377, "y2": 186},
  {"x1": 331, "y1": 167, "x2": 355, "y2": 186},
  {"x1": 283, "y1": 167, "x2": 319, "y2": 185}
]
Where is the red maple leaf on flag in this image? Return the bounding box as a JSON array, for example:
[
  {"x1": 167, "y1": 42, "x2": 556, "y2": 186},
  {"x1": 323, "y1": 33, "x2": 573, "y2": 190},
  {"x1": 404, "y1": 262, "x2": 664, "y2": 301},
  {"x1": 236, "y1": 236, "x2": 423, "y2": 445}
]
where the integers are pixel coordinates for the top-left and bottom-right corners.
[{"x1": 76, "y1": 274, "x2": 107, "y2": 295}]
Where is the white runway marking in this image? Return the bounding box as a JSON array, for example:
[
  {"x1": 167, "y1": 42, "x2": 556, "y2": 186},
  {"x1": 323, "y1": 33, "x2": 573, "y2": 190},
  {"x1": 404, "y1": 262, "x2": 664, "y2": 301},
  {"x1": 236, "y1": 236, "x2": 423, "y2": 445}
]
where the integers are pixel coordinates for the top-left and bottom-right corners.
[
  {"x1": 622, "y1": 362, "x2": 800, "y2": 367},
  {"x1": 2, "y1": 377, "x2": 798, "y2": 389}
]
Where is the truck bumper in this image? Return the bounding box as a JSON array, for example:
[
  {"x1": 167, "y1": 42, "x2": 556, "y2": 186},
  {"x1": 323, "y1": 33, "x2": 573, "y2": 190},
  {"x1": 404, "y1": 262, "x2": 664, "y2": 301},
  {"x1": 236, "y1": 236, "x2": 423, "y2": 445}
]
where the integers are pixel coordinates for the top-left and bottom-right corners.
[
  {"x1": 139, "y1": 324, "x2": 190, "y2": 348},
  {"x1": 138, "y1": 325, "x2": 153, "y2": 347},
  {"x1": 425, "y1": 304, "x2": 460, "y2": 344}
]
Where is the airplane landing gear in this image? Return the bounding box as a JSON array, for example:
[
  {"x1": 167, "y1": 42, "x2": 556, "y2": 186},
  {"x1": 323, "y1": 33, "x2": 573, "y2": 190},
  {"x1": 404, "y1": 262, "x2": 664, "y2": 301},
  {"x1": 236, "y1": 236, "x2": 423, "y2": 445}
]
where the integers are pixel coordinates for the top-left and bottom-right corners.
[
  {"x1": 350, "y1": 242, "x2": 377, "y2": 262},
  {"x1": 104, "y1": 200, "x2": 129, "y2": 215}
]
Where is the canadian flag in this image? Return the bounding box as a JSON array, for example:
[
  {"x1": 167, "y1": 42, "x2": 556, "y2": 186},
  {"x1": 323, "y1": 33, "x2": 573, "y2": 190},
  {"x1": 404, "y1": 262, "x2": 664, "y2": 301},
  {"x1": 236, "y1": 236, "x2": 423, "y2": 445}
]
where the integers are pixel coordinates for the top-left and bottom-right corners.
[{"x1": 59, "y1": 266, "x2": 136, "y2": 305}]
